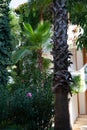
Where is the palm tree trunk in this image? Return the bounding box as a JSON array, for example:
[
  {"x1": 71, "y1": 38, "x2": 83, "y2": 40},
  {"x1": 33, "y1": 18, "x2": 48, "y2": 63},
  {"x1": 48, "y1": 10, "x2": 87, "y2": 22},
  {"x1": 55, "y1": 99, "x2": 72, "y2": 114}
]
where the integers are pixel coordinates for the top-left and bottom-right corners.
[
  {"x1": 37, "y1": 49, "x2": 43, "y2": 71},
  {"x1": 55, "y1": 90, "x2": 71, "y2": 130},
  {"x1": 52, "y1": 0, "x2": 72, "y2": 130},
  {"x1": 40, "y1": 8, "x2": 43, "y2": 22}
]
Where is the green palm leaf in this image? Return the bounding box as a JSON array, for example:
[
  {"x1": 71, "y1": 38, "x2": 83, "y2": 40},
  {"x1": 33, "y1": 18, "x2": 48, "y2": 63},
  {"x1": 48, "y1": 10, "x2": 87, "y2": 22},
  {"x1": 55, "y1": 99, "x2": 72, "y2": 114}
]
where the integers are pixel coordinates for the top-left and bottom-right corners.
[
  {"x1": 12, "y1": 47, "x2": 32, "y2": 64},
  {"x1": 23, "y1": 22, "x2": 51, "y2": 49},
  {"x1": 23, "y1": 23, "x2": 34, "y2": 35},
  {"x1": 36, "y1": 22, "x2": 50, "y2": 35}
]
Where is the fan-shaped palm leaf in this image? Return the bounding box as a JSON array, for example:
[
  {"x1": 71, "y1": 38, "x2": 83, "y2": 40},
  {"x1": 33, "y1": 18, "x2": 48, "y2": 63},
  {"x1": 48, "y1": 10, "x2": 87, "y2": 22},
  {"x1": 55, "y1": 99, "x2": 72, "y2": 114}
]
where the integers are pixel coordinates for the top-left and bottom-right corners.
[{"x1": 23, "y1": 22, "x2": 51, "y2": 50}]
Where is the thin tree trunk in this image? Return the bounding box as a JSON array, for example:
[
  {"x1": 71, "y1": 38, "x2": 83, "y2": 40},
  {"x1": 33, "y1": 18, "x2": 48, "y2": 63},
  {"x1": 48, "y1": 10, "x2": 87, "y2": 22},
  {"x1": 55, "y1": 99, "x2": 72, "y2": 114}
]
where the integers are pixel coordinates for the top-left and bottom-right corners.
[
  {"x1": 40, "y1": 8, "x2": 43, "y2": 22},
  {"x1": 52, "y1": 0, "x2": 72, "y2": 130},
  {"x1": 37, "y1": 49, "x2": 43, "y2": 71}
]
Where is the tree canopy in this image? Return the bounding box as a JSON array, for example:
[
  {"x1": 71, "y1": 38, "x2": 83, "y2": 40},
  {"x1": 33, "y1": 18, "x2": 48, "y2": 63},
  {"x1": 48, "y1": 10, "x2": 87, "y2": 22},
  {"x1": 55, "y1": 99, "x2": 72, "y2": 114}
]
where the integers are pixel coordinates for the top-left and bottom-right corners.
[{"x1": 67, "y1": 0, "x2": 87, "y2": 50}]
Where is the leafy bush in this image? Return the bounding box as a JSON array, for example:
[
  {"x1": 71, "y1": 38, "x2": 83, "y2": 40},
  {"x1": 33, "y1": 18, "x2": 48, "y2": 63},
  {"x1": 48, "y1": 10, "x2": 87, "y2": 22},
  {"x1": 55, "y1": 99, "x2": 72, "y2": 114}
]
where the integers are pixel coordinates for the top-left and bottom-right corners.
[
  {"x1": 7, "y1": 73, "x2": 54, "y2": 130},
  {"x1": 0, "y1": 86, "x2": 9, "y2": 124},
  {"x1": 70, "y1": 75, "x2": 82, "y2": 94}
]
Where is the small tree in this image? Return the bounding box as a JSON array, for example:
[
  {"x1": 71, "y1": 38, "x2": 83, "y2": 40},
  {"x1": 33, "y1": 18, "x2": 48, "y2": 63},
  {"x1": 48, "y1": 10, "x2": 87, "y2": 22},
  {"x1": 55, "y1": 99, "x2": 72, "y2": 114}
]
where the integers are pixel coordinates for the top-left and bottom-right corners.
[{"x1": 23, "y1": 22, "x2": 51, "y2": 71}]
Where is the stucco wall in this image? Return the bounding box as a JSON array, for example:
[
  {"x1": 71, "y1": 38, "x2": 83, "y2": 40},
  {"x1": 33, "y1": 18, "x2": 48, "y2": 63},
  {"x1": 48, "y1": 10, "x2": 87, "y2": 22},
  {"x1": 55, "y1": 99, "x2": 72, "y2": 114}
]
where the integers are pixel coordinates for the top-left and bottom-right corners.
[
  {"x1": 77, "y1": 50, "x2": 83, "y2": 70},
  {"x1": 69, "y1": 94, "x2": 78, "y2": 126},
  {"x1": 79, "y1": 92, "x2": 86, "y2": 114},
  {"x1": 69, "y1": 48, "x2": 83, "y2": 71}
]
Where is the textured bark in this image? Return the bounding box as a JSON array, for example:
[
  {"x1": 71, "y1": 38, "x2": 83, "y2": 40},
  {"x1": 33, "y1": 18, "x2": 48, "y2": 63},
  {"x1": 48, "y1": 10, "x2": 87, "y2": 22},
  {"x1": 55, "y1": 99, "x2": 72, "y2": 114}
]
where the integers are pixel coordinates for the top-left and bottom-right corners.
[
  {"x1": 52, "y1": 0, "x2": 72, "y2": 130},
  {"x1": 55, "y1": 90, "x2": 71, "y2": 130},
  {"x1": 37, "y1": 49, "x2": 43, "y2": 71}
]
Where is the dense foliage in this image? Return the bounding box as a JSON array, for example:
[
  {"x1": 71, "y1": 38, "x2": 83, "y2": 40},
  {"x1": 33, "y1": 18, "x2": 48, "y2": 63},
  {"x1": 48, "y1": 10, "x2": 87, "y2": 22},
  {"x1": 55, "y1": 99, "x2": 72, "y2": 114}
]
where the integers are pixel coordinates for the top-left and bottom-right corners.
[
  {"x1": 0, "y1": 1, "x2": 54, "y2": 129},
  {"x1": 0, "y1": 0, "x2": 12, "y2": 86},
  {"x1": 70, "y1": 75, "x2": 82, "y2": 94},
  {"x1": 0, "y1": 0, "x2": 86, "y2": 129},
  {"x1": 0, "y1": 68, "x2": 54, "y2": 129},
  {"x1": 15, "y1": 1, "x2": 52, "y2": 29},
  {"x1": 0, "y1": 0, "x2": 12, "y2": 126},
  {"x1": 7, "y1": 71, "x2": 53, "y2": 130},
  {"x1": 67, "y1": 0, "x2": 87, "y2": 50}
]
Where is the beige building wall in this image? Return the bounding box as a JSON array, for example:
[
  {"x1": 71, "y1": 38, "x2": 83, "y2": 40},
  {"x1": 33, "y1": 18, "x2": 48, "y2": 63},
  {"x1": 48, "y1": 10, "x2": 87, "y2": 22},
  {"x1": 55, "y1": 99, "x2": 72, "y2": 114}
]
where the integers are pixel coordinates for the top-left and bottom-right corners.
[
  {"x1": 77, "y1": 50, "x2": 84, "y2": 70},
  {"x1": 69, "y1": 48, "x2": 83, "y2": 71},
  {"x1": 69, "y1": 94, "x2": 78, "y2": 126},
  {"x1": 79, "y1": 92, "x2": 86, "y2": 114}
]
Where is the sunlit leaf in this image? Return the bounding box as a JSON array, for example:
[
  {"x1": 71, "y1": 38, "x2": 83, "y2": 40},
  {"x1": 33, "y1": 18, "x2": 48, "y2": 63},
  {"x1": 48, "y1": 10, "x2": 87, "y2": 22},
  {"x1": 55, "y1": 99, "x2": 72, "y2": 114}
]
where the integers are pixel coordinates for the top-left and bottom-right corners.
[{"x1": 12, "y1": 47, "x2": 32, "y2": 64}]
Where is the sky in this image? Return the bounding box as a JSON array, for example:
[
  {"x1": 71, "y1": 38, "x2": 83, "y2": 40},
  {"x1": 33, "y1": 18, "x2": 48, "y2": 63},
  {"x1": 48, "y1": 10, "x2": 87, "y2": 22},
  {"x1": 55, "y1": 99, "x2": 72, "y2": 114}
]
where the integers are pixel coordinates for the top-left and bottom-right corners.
[{"x1": 10, "y1": 0, "x2": 28, "y2": 8}]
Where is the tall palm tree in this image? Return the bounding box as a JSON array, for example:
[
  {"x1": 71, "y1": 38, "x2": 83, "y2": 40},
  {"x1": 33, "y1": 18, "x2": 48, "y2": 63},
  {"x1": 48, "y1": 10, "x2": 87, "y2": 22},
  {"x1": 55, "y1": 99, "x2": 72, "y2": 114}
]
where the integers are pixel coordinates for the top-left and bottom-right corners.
[{"x1": 52, "y1": 0, "x2": 72, "y2": 130}]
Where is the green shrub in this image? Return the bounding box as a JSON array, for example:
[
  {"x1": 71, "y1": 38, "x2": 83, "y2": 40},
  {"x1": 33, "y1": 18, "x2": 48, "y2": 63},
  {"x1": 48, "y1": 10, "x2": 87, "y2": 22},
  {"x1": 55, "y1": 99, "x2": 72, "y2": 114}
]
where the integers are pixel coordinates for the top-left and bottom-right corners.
[
  {"x1": 70, "y1": 75, "x2": 82, "y2": 94},
  {"x1": 0, "y1": 86, "x2": 9, "y2": 124},
  {"x1": 7, "y1": 73, "x2": 54, "y2": 130}
]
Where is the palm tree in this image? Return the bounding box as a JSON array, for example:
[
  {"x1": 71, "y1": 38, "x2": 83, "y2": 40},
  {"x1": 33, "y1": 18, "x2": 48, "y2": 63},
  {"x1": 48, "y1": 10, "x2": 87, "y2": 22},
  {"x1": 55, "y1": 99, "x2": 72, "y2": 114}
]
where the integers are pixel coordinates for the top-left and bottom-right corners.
[
  {"x1": 23, "y1": 21, "x2": 51, "y2": 71},
  {"x1": 11, "y1": 21, "x2": 51, "y2": 81},
  {"x1": 52, "y1": 0, "x2": 72, "y2": 130},
  {"x1": 13, "y1": 0, "x2": 52, "y2": 73}
]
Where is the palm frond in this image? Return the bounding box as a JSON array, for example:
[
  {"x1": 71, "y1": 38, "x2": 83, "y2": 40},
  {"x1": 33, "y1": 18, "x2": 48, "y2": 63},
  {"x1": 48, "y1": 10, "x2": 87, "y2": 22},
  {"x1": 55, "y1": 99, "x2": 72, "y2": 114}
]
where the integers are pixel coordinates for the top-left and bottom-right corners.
[
  {"x1": 23, "y1": 22, "x2": 51, "y2": 49},
  {"x1": 23, "y1": 23, "x2": 34, "y2": 35},
  {"x1": 36, "y1": 22, "x2": 51, "y2": 35},
  {"x1": 12, "y1": 47, "x2": 32, "y2": 64}
]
